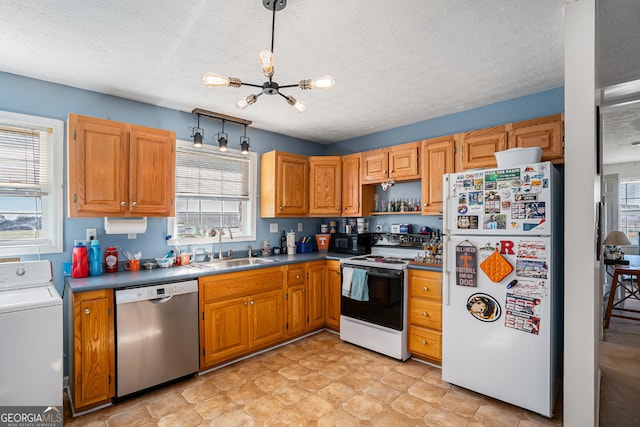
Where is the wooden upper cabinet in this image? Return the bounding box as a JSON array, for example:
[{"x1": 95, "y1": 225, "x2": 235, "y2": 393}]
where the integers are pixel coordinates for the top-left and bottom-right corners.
[
  {"x1": 421, "y1": 135, "x2": 456, "y2": 215},
  {"x1": 342, "y1": 153, "x2": 374, "y2": 217},
  {"x1": 309, "y1": 156, "x2": 342, "y2": 216},
  {"x1": 389, "y1": 142, "x2": 420, "y2": 180},
  {"x1": 457, "y1": 125, "x2": 507, "y2": 171},
  {"x1": 507, "y1": 114, "x2": 564, "y2": 163},
  {"x1": 362, "y1": 141, "x2": 420, "y2": 183},
  {"x1": 260, "y1": 151, "x2": 309, "y2": 217},
  {"x1": 67, "y1": 114, "x2": 175, "y2": 217}
]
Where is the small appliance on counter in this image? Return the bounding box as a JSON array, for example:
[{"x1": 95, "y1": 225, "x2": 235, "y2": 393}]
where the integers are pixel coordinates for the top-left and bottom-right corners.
[{"x1": 329, "y1": 233, "x2": 372, "y2": 255}]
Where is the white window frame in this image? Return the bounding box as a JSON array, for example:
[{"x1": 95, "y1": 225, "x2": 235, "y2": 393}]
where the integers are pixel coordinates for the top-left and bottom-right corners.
[
  {"x1": 0, "y1": 110, "x2": 63, "y2": 256},
  {"x1": 167, "y1": 140, "x2": 257, "y2": 247},
  {"x1": 619, "y1": 178, "x2": 640, "y2": 246}
]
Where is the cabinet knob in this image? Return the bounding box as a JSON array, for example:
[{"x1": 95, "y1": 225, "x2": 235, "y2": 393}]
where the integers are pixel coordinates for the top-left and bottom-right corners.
[
  {"x1": 250, "y1": 300, "x2": 254, "y2": 305},
  {"x1": 423, "y1": 286, "x2": 428, "y2": 292},
  {"x1": 295, "y1": 275, "x2": 300, "y2": 279},
  {"x1": 336, "y1": 271, "x2": 340, "y2": 275},
  {"x1": 84, "y1": 308, "x2": 91, "y2": 315},
  {"x1": 132, "y1": 201, "x2": 137, "y2": 207},
  {"x1": 422, "y1": 311, "x2": 428, "y2": 317},
  {"x1": 337, "y1": 207, "x2": 341, "y2": 210},
  {"x1": 423, "y1": 203, "x2": 427, "y2": 206},
  {"x1": 244, "y1": 301, "x2": 248, "y2": 307},
  {"x1": 302, "y1": 289, "x2": 306, "y2": 293},
  {"x1": 120, "y1": 201, "x2": 126, "y2": 207},
  {"x1": 279, "y1": 206, "x2": 283, "y2": 210},
  {"x1": 343, "y1": 207, "x2": 346, "y2": 210},
  {"x1": 422, "y1": 339, "x2": 427, "y2": 345}
]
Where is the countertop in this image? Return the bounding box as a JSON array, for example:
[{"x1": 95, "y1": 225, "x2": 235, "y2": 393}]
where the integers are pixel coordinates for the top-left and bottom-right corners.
[{"x1": 65, "y1": 251, "x2": 443, "y2": 292}]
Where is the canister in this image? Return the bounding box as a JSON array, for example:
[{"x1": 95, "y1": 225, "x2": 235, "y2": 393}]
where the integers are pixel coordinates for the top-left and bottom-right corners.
[{"x1": 105, "y1": 246, "x2": 118, "y2": 273}]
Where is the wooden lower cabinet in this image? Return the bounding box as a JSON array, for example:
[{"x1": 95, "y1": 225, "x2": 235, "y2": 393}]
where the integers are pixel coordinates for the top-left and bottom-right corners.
[
  {"x1": 199, "y1": 267, "x2": 285, "y2": 369},
  {"x1": 68, "y1": 288, "x2": 115, "y2": 412},
  {"x1": 325, "y1": 260, "x2": 341, "y2": 331},
  {"x1": 408, "y1": 269, "x2": 443, "y2": 364},
  {"x1": 286, "y1": 261, "x2": 325, "y2": 337}
]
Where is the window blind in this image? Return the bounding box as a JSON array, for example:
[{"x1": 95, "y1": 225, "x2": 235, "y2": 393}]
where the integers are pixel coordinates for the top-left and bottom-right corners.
[
  {"x1": 175, "y1": 148, "x2": 250, "y2": 199},
  {"x1": 0, "y1": 124, "x2": 49, "y2": 197}
]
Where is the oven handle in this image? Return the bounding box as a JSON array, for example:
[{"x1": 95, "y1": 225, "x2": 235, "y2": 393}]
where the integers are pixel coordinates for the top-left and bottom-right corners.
[{"x1": 341, "y1": 265, "x2": 403, "y2": 279}]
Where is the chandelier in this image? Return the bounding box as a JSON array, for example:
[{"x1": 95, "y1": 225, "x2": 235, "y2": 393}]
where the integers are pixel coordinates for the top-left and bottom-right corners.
[{"x1": 202, "y1": 0, "x2": 335, "y2": 113}]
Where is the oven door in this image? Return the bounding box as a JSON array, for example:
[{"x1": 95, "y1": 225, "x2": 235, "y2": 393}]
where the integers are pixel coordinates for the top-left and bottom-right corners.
[{"x1": 340, "y1": 264, "x2": 404, "y2": 331}]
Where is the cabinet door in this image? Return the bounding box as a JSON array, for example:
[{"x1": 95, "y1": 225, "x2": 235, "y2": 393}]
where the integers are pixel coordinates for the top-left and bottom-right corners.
[
  {"x1": 409, "y1": 326, "x2": 442, "y2": 362},
  {"x1": 421, "y1": 136, "x2": 455, "y2": 215},
  {"x1": 307, "y1": 262, "x2": 326, "y2": 330},
  {"x1": 309, "y1": 156, "x2": 342, "y2": 216},
  {"x1": 341, "y1": 153, "x2": 361, "y2": 216},
  {"x1": 362, "y1": 149, "x2": 389, "y2": 183},
  {"x1": 508, "y1": 114, "x2": 563, "y2": 163},
  {"x1": 325, "y1": 260, "x2": 341, "y2": 331},
  {"x1": 201, "y1": 297, "x2": 249, "y2": 367},
  {"x1": 68, "y1": 114, "x2": 128, "y2": 217},
  {"x1": 287, "y1": 284, "x2": 307, "y2": 337},
  {"x1": 457, "y1": 125, "x2": 507, "y2": 170},
  {"x1": 389, "y1": 142, "x2": 420, "y2": 180},
  {"x1": 250, "y1": 289, "x2": 285, "y2": 348},
  {"x1": 409, "y1": 270, "x2": 443, "y2": 302},
  {"x1": 277, "y1": 153, "x2": 309, "y2": 216},
  {"x1": 129, "y1": 125, "x2": 176, "y2": 216},
  {"x1": 73, "y1": 289, "x2": 114, "y2": 409}
]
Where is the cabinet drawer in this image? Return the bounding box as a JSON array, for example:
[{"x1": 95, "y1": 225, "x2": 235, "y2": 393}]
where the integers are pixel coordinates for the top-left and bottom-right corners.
[
  {"x1": 409, "y1": 326, "x2": 442, "y2": 362},
  {"x1": 409, "y1": 298, "x2": 442, "y2": 330},
  {"x1": 200, "y1": 267, "x2": 283, "y2": 302},
  {"x1": 287, "y1": 267, "x2": 305, "y2": 285},
  {"x1": 409, "y1": 271, "x2": 442, "y2": 301}
]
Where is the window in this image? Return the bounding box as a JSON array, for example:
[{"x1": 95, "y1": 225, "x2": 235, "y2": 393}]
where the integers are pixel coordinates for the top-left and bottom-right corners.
[
  {"x1": 167, "y1": 140, "x2": 257, "y2": 246},
  {"x1": 0, "y1": 110, "x2": 64, "y2": 256},
  {"x1": 619, "y1": 179, "x2": 640, "y2": 244}
]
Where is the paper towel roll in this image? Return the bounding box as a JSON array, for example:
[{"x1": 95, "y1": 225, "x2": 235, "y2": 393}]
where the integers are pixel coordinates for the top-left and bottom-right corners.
[{"x1": 104, "y1": 217, "x2": 147, "y2": 234}]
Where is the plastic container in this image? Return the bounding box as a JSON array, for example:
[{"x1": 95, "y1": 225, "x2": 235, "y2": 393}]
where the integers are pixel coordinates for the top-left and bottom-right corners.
[
  {"x1": 494, "y1": 147, "x2": 542, "y2": 168},
  {"x1": 296, "y1": 241, "x2": 314, "y2": 253},
  {"x1": 88, "y1": 239, "x2": 102, "y2": 276},
  {"x1": 316, "y1": 234, "x2": 330, "y2": 252},
  {"x1": 72, "y1": 243, "x2": 88, "y2": 278},
  {"x1": 105, "y1": 246, "x2": 118, "y2": 273}
]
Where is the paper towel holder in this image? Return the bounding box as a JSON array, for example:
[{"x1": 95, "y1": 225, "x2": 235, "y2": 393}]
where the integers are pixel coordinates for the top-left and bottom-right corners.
[{"x1": 104, "y1": 217, "x2": 148, "y2": 235}]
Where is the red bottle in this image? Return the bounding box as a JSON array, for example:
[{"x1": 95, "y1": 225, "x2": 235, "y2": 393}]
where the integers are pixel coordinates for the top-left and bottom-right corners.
[
  {"x1": 105, "y1": 246, "x2": 118, "y2": 273},
  {"x1": 72, "y1": 243, "x2": 89, "y2": 278}
]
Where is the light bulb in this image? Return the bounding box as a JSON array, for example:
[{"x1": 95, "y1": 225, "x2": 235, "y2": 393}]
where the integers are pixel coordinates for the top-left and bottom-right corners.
[
  {"x1": 203, "y1": 72, "x2": 230, "y2": 87},
  {"x1": 258, "y1": 50, "x2": 274, "y2": 76},
  {"x1": 287, "y1": 96, "x2": 306, "y2": 113},
  {"x1": 193, "y1": 131, "x2": 203, "y2": 147},
  {"x1": 235, "y1": 94, "x2": 257, "y2": 110},
  {"x1": 310, "y1": 75, "x2": 335, "y2": 89}
]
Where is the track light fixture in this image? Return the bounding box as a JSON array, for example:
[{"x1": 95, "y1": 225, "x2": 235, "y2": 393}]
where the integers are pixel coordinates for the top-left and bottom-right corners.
[
  {"x1": 202, "y1": 0, "x2": 334, "y2": 112},
  {"x1": 240, "y1": 125, "x2": 250, "y2": 154},
  {"x1": 190, "y1": 113, "x2": 204, "y2": 147},
  {"x1": 217, "y1": 120, "x2": 228, "y2": 152}
]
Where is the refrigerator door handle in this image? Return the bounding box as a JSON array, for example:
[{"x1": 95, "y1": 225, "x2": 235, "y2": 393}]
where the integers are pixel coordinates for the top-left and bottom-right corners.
[
  {"x1": 442, "y1": 175, "x2": 450, "y2": 235},
  {"x1": 442, "y1": 233, "x2": 450, "y2": 306}
]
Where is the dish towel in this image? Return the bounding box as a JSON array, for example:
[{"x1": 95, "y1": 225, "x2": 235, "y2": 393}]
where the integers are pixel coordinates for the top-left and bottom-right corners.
[
  {"x1": 350, "y1": 268, "x2": 369, "y2": 302},
  {"x1": 342, "y1": 267, "x2": 354, "y2": 297}
]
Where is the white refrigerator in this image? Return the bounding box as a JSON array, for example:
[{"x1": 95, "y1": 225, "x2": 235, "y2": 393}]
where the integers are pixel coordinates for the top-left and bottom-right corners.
[{"x1": 441, "y1": 161, "x2": 563, "y2": 417}]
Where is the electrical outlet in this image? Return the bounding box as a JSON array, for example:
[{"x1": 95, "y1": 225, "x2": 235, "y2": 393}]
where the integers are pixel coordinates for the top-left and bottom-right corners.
[
  {"x1": 270, "y1": 223, "x2": 278, "y2": 233},
  {"x1": 298, "y1": 222, "x2": 303, "y2": 232},
  {"x1": 86, "y1": 228, "x2": 97, "y2": 242}
]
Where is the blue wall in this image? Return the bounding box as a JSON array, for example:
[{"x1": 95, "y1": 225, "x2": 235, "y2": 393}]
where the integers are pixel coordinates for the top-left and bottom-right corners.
[{"x1": 0, "y1": 71, "x2": 563, "y2": 376}]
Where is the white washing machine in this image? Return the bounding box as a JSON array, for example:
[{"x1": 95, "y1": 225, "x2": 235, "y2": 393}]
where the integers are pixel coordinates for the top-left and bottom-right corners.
[{"x1": 0, "y1": 260, "x2": 63, "y2": 406}]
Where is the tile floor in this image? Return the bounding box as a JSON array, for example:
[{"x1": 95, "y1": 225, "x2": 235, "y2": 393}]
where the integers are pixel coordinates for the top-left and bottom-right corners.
[{"x1": 64, "y1": 331, "x2": 562, "y2": 426}]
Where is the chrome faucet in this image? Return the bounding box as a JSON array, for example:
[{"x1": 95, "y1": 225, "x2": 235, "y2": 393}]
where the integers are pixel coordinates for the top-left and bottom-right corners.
[
  {"x1": 216, "y1": 226, "x2": 233, "y2": 260},
  {"x1": 247, "y1": 245, "x2": 253, "y2": 258}
]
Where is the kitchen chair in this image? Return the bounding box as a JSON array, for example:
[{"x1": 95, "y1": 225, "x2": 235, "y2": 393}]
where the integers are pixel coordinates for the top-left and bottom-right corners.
[{"x1": 604, "y1": 266, "x2": 640, "y2": 328}]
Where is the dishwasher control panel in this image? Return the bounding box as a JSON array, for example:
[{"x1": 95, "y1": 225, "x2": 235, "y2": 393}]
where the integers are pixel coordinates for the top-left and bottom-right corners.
[{"x1": 115, "y1": 280, "x2": 198, "y2": 305}]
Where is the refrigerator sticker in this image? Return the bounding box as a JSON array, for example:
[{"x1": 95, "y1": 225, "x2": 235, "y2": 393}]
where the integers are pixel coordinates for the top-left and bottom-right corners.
[
  {"x1": 509, "y1": 278, "x2": 548, "y2": 298},
  {"x1": 484, "y1": 214, "x2": 506, "y2": 229},
  {"x1": 511, "y1": 201, "x2": 546, "y2": 219},
  {"x1": 457, "y1": 205, "x2": 468, "y2": 214},
  {"x1": 467, "y1": 293, "x2": 501, "y2": 322},
  {"x1": 484, "y1": 192, "x2": 501, "y2": 214},
  {"x1": 514, "y1": 194, "x2": 537, "y2": 202},
  {"x1": 474, "y1": 178, "x2": 483, "y2": 190},
  {"x1": 523, "y1": 219, "x2": 546, "y2": 231},
  {"x1": 457, "y1": 215, "x2": 478, "y2": 229},
  {"x1": 478, "y1": 242, "x2": 496, "y2": 260},
  {"x1": 485, "y1": 168, "x2": 521, "y2": 182},
  {"x1": 458, "y1": 193, "x2": 468, "y2": 204},
  {"x1": 516, "y1": 259, "x2": 548, "y2": 279},
  {"x1": 456, "y1": 242, "x2": 478, "y2": 287},
  {"x1": 517, "y1": 241, "x2": 547, "y2": 260},
  {"x1": 504, "y1": 293, "x2": 541, "y2": 335},
  {"x1": 469, "y1": 191, "x2": 483, "y2": 206},
  {"x1": 485, "y1": 181, "x2": 497, "y2": 190}
]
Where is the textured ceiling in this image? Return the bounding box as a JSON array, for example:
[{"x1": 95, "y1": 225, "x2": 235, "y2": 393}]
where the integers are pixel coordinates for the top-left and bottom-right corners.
[
  {"x1": 0, "y1": 0, "x2": 638, "y2": 158},
  {"x1": 0, "y1": 0, "x2": 565, "y2": 144}
]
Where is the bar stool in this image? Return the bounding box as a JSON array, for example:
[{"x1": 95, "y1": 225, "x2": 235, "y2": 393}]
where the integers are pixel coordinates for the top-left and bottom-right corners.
[{"x1": 604, "y1": 266, "x2": 640, "y2": 328}]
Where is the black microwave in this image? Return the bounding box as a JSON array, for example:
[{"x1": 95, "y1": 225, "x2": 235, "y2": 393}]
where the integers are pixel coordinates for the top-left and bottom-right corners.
[{"x1": 329, "y1": 233, "x2": 372, "y2": 255}]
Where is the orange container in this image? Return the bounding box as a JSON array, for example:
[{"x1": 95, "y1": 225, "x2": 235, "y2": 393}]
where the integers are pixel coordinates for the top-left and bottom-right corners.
[{"x1": 316, "y1": 234, "x2": 330, "y2": 252}]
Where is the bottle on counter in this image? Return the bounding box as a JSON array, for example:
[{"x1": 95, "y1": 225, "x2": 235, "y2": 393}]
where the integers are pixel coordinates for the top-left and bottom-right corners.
[
  {"x1": 89, "y1": 239, "x2": 102, "y2": 276},
  {"x1": 72, "y1": 242, "x2": 88, "y2": 278},
  {"x1": 105, "y1": 246, "x2": 118, "y2": 273}
]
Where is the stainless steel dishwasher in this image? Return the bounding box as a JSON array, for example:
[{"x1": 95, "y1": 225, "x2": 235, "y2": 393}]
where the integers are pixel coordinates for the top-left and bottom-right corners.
[{"x1": 115, "y1": 279, "x2": 199, "y2": 397}]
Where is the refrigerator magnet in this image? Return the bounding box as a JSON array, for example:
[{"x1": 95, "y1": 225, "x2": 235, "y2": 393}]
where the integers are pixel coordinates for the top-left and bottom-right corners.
[
  {"x1": 456, "y1": 241, "x2": 478, "y2": 287},
  {"x1": 467, "y1": 293, "x2": 501, "y2": 322}
]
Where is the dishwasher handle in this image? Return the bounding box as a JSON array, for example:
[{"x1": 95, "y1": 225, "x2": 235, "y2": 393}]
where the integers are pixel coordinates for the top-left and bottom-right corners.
[
  {"x1": 115, "y1": 280, "x2": 198, "y2": 305},
  {"x1": 149, "y1": 296, "x2": 173, "y2": 304}
]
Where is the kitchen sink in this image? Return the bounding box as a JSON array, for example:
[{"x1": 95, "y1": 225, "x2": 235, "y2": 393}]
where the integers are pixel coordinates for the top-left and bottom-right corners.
[{"x1": 187, "y1": 257, "x2": 276, "y2": 271}]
